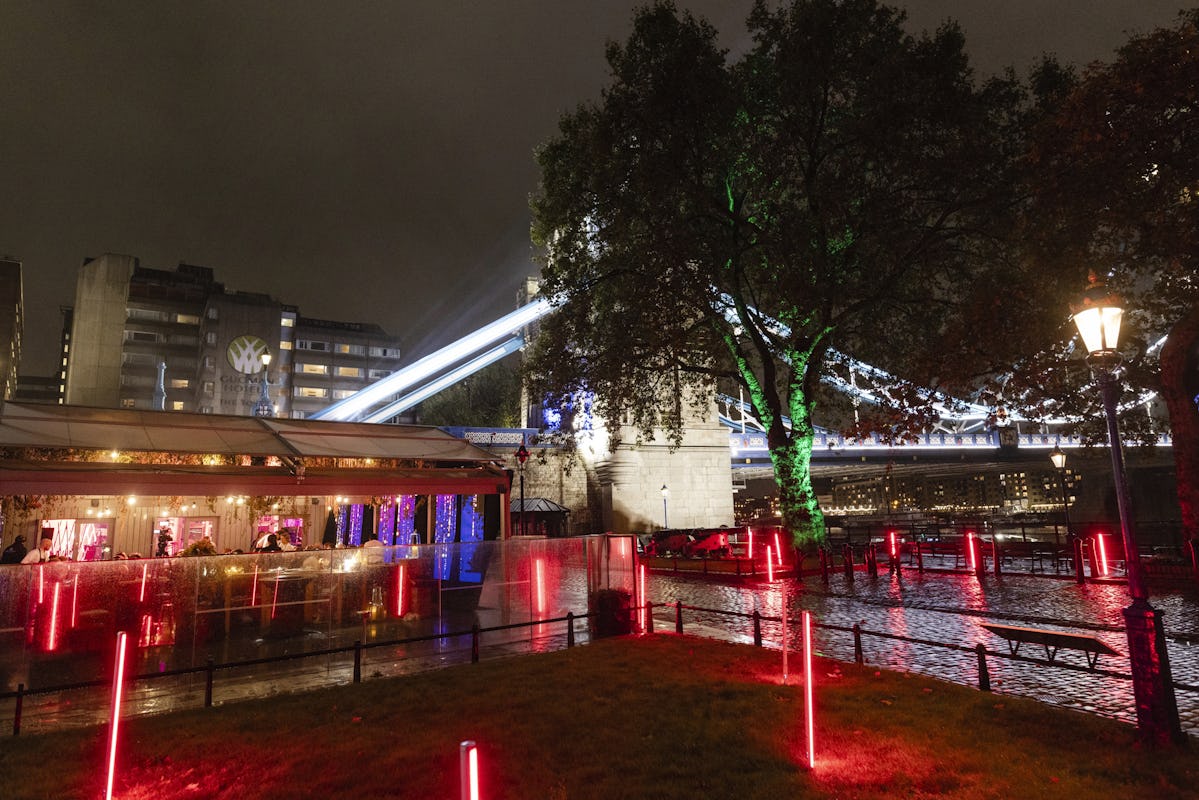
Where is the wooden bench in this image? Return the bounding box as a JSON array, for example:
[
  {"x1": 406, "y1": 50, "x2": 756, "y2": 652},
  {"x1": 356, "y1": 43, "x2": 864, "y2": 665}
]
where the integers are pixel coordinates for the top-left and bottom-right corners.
[{"x1": 981, "y1": 623, "x2": 1120, "y2": 670}]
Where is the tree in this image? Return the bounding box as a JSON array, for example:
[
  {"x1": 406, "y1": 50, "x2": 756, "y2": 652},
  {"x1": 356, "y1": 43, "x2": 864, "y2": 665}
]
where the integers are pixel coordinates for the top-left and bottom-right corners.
[
  {"x1": 416, "y1": 360, "x2": 522, "y2": 428},
  {"x1": 528, "y1": 0, "x2": 1026, "y2": 546},
  {"x1": 1018, "y1": 10, "x2": 1199, "y2": 538}
]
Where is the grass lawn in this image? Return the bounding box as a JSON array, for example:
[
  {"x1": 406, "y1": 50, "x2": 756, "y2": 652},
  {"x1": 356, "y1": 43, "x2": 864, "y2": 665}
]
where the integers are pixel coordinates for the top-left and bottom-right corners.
[{"x1": 1, "y1": 635, "x2": 1195, "y2": 799}]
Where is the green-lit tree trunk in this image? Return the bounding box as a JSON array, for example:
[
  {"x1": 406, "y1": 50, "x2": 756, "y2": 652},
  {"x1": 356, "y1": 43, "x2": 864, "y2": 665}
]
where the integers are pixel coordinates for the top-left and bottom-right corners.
[{"x1": 766, "y1": 380, "x2": 826, "y2": 549}]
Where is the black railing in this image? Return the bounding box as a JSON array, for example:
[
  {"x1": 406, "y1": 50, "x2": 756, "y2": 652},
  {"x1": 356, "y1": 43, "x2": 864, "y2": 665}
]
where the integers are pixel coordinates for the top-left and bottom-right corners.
[
  {"x1": 3, "y1": 610, "x2": 593, "y2": 736},
  {"x1": 662, "y1": 600, "x2": 1199, "y2": 701}
]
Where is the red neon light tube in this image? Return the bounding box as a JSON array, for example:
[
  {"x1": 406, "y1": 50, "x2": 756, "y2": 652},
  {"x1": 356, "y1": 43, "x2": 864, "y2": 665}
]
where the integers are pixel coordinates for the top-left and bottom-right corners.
[
  {"x1": 747, "y1": 528, "x2": 753, "y2": 560},
  {"x1": 138, "y1": 562, "x2": 148, "y2": 603},
  {"x1": 71, "y1": 575, "x2": 79, "y2": 629},
  {"x1": 105, "y1": 631, "x2": 129, "y2": 800},
  {"x1": 803, "y1": 610, "x2": 815, "y2": 769},
  {"x1": 459, "y1": 740, "x2": 479, "y2": 800},
  {"x1": 48, "y1": 582, "x2": 62, "y2": 651},
  {"x1": 966, "y1": 533, "x2": 976, "y2": 572},
  {"x1": 395, "y1": 563, "x2": 406, "y2": 617},
  {"x1": 639, "y1": 564, "x2": 647, "y2": 630},
  {"x1": 766, "y1": 546, "x2": 774, "y2": 582},
  {"x1": 774, "y1": 532, "x2": 783, "y2": 566},
  {"x1": 1096, "y1": 533, "x2": 1109, "y2": 576},
  {"x1": 534, "y1": 558, "x2": 546, "y2": 616},
  {"x1": 250, "y1": 564, "x2": 259, "y2": 606}
]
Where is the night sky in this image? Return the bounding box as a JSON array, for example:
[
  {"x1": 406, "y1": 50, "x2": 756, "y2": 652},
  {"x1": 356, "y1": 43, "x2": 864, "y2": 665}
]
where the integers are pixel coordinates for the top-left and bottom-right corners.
[{"x1": 0, "y1": 1, "x2": 1185, "y2": 375}]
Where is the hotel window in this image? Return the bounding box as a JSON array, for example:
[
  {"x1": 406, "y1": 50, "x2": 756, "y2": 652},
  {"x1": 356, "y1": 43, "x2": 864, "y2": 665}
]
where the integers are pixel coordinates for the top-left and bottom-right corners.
[
  {"x1": 170, "y1": 379, "x2": 190, "y2": 389},
  {"x1": 202, "y1": 381, "x2": 215, "y2": 394},
  {"x1": 298, "y1": 363, "x2": 329, "y2": 375},
  {"x1": 281, "y1": 316, "x2": 296, "y2": 327},
  {"x1": 295, "y1": 386, "x2": 329, "y2": 398},
  {"x1": 175, "y1": 313, "x2": 201, "y2": 325},
  {"x1": 368, "y1": 369, "x2": 390, "y2": 380},
  {"x1": 297, "y1": 340, "x2": 328, "y2": 351},
  {"x1": 171, "y1": 401, "x2": 186, "y2": 411},
  {"x1": 368, "y1": 346, "x2": 401, "y2": 358},
  {"x1": 205, "y1": 332, "x2": 217, "y2": 345},
  {"x1": 206, "y1": 307, "x2": 219, "y2": 320},
  {"x1": 279, "y1": 340, "x2": 293, "y2": 350},
  {"x1": 336, "y1": 366, "x2": 363, "y2": 378},
  {"x1": 121, "y1": 398, "x2": 136, "y2": 408},
  {"x1": 125, "y1": 330, "x2": 160, "y2": 343},
  {"x1": 335, "y1": 343, "x2": 366, "y2": 356},
  {"x1": 332, "y1": 389, "x2": 356, "y2": 400}
]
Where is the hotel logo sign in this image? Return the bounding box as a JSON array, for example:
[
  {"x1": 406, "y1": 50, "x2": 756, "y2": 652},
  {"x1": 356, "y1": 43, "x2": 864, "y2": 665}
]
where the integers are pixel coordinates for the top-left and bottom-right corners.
[{"x1": 227, "y1": 335, "x2": 270, "y2": 374}]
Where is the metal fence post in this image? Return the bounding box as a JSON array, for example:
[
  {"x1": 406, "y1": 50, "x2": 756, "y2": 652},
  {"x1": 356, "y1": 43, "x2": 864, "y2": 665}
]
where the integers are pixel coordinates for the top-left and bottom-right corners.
[
  {"x1": 13, "y1": 682, "x2": 23, "y2": 736},
  {"x1": 753, "y1": 609, "x2": 762, "y2": 647},
  {"x1": 566, "y1": 611, "x2": 575, "y2": 647},
  {"x1": 675, "y1": 601, "x2": 684, "y2": 634},
  {"x1": 471, "y1": 623, "x2": 480, "y2": 663},
  {"x1": 353, "y1": 640, "x2": 363, "y2": 683},
  {"x1": 976, "y1": 643, "x2": 991, "y2": 692},
  {"x1": 853, "y1": 623, "x2": 863, "y2": 665},
  {"x1": 204, "y1": 656, "x2": 215, "y2": 708}
]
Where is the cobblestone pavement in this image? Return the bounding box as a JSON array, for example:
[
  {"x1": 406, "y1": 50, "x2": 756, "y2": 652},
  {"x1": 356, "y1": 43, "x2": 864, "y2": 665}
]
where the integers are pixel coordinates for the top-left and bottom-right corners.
[{"x1": 647, "y1": 561, "x2": 1199, "y2": 736}]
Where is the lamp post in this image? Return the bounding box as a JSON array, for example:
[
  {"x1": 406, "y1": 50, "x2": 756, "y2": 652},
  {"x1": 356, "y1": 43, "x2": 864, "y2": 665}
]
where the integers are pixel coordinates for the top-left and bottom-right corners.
[
  {"x1": 516, "y1": 443, "x2": 529, "y2": 537},
  {"x1": 252, "y1": 352, "x2": 274, "y2": 418},
  {"x1": 660, "y1": 484, "x2": 669, "y2": 530},
  {"x1": 1048, "y1": 445, "x2": 1073, "y2": 541},
  {"x1": 1071, "y1": 275, "x2": 1182, "y2": 745}
]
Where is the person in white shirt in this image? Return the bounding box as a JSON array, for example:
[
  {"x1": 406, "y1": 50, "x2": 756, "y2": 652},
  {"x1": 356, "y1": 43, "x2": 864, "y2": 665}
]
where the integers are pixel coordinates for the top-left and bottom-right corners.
[{"x1": 21, "y1": 535, "x2": 55, "y2": 564}]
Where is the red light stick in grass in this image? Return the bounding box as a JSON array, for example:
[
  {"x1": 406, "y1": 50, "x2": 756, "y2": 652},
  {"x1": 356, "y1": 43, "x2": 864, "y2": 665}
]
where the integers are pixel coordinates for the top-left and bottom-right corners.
[
  {"x1": 71, "y1": 574, "x2": 79, "y2": 629},
  {"x1": 105, "y1": 631, "x2": 129, "y2": 800},
  {"x1": 766, "y1": 546, "x2": 774, "y2": 582},
  {"x1": 803, "y1": 610, "x2": 816, "y2": 769},
  {"x1": 781, "y1": 586, "x2": 789, "y2": 682},
  {"x1": 966, "y1": 532, "x2": 977, "y2": 573},
  {"x1": 1096, "y1": 533, "x2": 1110, "y2": 576},
  {"x1": 747, "y1": 527, "x2": 753, "y2": 560},
  {"x1": 459, "y1": 740, "x2": 480, "y2": 800},
  {"x1": 774, "y1": 532, "x2": 783, "y2": 566}
]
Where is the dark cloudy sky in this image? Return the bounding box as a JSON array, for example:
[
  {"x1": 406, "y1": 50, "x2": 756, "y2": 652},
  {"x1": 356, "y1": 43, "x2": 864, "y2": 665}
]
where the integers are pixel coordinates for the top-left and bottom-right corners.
[{"x1": 0, "y1": 1, "x2": 1186, "y2": 374}]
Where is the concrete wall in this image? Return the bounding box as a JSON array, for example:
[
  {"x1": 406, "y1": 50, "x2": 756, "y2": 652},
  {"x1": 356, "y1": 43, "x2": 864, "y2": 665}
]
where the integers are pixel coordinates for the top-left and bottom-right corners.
[{"x1": 65, "y1": 254, "x2": 136, "y2": 407}]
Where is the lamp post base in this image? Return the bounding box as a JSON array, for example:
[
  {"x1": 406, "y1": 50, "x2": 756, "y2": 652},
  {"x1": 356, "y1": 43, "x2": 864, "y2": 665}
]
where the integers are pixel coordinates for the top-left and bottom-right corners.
[{"x1": 1122, "y1": 598, "x2": 1185, "y2": 746}]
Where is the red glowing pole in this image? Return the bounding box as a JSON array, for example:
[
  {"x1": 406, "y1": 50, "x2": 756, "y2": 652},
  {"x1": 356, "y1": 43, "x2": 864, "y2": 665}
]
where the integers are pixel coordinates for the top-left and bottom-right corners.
[
  {"x1": 1096, "y1": 533, "x2": 1110, "y2": 577},
  {"x1": 639, "y1": 564, "x2": 647, "y2": 631},
  {"x1": 271, "y1": 575, "x2": 282, "y2": 619},
  {"x1": 888, "y1": 530, "x2": 897, "y2": 560},
  {"x1": 459, "y1": 740, "x2": 480, "y2": 800},
  {"x1": 534, "y1": 558, "x2": 546, "y2": 617},
  {"x1": 395, "y1": 563, "x2": 406, "y2": 617},
  {"x1": 766, "y1": 546, "x2": 774, "y2": 582},
  {"x1": 105, "y1": 630, "x2": 129, "y2": 800},
  {"x1": 803, "y1": 610, "x2": 815, "y2": 769},
  {"x1": 966, "y1": 532, "x2": 976, "y2": 573},
  {"x1": 250, "y1": 564, "x2": 259, "y2": 606},
  {"x1": 48, "y1": 582, "x2": 62, "y2": 651},
  {"x1": 38, "y1": 566, "x2": 45, "y2": 604},
  {"x1": 138, "y1": 562, "x2": 148, "y2": 603},
  {"x1": 747, "y1": 528, "x2": 754, "y2": 560},
  {"x1": 70, "y1": 575, "x2": 79, "y2": 629},
  {"x1": 782, "y1": 587, "x2": 789, "y2": 682},
  {"x1": 774, "y1": 532, "x2": 783, "y2": 566}
]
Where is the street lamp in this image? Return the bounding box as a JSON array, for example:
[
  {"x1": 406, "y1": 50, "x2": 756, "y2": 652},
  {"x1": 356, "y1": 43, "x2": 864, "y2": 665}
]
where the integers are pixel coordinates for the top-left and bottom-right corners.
[
  {"x1": 1048, "y1": 445, "x2": 1073, "y2": 540},
  {"x1": 660, "y1": 484, "x2": 669, "y2": 530},
  {"x1": 252, "y1": 352, "x2": 274, "y2": 418},
  {"x1": 516, "y1": 443, "x2": 529, "y2": 537},
  {"x1": 1071, "y1": 274, "x2": 1182, "y2": 744}
]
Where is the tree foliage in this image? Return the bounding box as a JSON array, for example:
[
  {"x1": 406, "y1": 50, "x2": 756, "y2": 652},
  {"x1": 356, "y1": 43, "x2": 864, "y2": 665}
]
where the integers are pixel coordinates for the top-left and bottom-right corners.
[
  {"x1": 528, "y1": 0, "x2": 1027, "y2": 545},
  {"x1": 1013, "y1": 10, "x2": 1199, "y2": 536}
]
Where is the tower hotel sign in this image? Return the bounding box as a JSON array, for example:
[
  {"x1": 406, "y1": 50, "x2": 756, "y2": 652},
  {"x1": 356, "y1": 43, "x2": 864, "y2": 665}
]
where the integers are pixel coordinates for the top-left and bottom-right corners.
[{"x1": 227, "y1": 335, "x2": 270, "y2": 374}]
